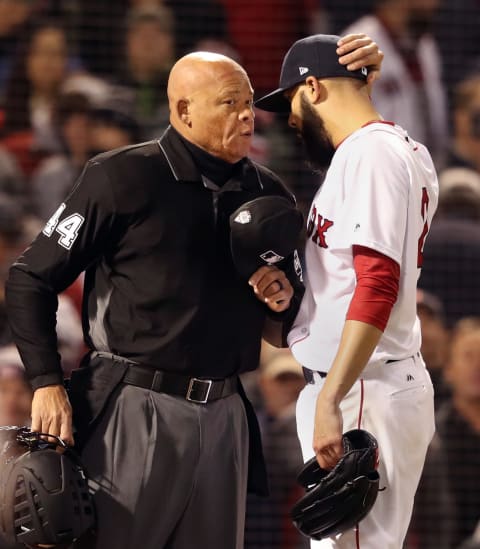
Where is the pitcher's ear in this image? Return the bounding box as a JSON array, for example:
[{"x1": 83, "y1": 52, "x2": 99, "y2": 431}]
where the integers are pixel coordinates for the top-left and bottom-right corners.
[{"x1": 305, "y1": 76, "x2": 325, "y2": 104}]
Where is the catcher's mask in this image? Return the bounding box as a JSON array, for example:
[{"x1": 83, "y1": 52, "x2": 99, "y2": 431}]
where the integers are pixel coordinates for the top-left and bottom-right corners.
[
  {"x1": 0, "y1": 427, "x2": 95, "y2": 547},
  {"x1": 291, "y1": 429, "x2": 380, "y2": 540}
]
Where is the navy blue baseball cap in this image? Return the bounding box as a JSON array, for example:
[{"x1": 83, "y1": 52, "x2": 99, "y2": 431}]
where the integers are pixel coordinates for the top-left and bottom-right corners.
[
  {"x1": 255, "y1": 34, "x2": 368, "y2": 113},
  {"x1": 230, "y1": 195, "x2": 303, "y2": 279}
]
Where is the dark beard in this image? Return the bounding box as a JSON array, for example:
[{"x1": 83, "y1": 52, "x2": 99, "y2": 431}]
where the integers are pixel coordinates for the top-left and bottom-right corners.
[{"x1": 298, "y1": 93, "x2": 335, "y2": 172}]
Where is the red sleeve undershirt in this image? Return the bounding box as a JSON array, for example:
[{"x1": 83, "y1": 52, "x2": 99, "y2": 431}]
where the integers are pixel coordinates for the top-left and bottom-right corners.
[{"x1": 346, "y1": 245, "x2": 400, "y2": 332}]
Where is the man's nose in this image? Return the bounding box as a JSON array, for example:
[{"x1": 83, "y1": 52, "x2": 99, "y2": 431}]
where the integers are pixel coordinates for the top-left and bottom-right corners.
[{"x1": 240, "y1": 106, "x2": 255, "y2": 122}]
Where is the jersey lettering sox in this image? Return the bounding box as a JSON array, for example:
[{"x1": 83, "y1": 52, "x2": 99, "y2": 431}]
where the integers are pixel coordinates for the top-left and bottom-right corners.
[{"x1": 288, "y1": 122, "x2": 439, "y2": 371}]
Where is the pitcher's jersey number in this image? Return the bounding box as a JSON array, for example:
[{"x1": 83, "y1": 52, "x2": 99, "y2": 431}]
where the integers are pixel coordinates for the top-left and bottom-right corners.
[{"x1": 417, "y1": 187, "x2": 430, "y2": 268}]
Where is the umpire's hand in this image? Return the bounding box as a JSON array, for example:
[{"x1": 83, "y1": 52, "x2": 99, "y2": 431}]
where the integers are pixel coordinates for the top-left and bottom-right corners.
[
  {"x1": 31, "y1": 385, "x2": 74, "y2": 446},
  {"x1": 249, "y1": 266, "x2": 293, "y2": 313}
]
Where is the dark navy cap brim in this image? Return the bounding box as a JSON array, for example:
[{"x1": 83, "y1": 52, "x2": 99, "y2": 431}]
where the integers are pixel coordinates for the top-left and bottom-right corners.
[
  {"x1": 256, "y1": 70, "x2": 367, "y2": 113},
  {"x1": 255, "y1": 88, "x2": 292, "y2": 113}
]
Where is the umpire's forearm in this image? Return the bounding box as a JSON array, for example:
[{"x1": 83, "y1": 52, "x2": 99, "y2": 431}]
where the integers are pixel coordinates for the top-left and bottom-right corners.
[{"x1": 5, "y1": 265, "x2": 64, "y2": 390}]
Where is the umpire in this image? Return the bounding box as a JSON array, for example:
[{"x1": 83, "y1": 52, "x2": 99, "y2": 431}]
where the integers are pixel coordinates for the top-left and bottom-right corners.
[
  {"x1": 5, "y1": 38, "x2": 382, "y2": 547},
  {"x1": 5, "y1": 52, "x2": 302, "y2": 549}
]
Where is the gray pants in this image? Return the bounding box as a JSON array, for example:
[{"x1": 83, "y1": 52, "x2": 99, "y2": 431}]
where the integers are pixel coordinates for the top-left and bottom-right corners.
[{"x1": 74, "y1": 384, "x2": 249, "y2": 549}]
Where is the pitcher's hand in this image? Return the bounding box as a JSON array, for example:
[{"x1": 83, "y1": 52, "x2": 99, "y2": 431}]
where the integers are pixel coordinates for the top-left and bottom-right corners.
[
  {"x1": 337, "y1": 33, "x2": 384, "y2": 86},
  {"x1": 313, "y1": 393, "x2": 344, "y2": 470}
]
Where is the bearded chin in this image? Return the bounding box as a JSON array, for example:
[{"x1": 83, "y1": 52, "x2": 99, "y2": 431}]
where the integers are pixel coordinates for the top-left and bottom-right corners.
[
  {"x1": 299, "y1": 94, "x2": 335, "y2": 173},
  {"x1": 301, "y1": 125, "x2": 335, "y2": 173}
]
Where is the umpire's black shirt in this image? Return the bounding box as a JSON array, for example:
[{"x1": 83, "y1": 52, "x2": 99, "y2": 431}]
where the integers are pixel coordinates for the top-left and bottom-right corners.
[{"x1": 6, "y1": 126, "x2": 302, "y2": 390}]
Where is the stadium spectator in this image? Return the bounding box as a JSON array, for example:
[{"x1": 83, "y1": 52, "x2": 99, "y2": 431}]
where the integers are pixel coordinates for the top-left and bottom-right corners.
[
  {"x1": 0, "y1": 346, "x2": 32, "y2": 427},
  {"x1": 420, "y1": 168, "x2": 480, "y2": 324},
  {"x1": 116, "y1": 6, "x2": 174, "y2": 139},
  {"x1": 0, "y1": 0, "x2": 37, "y2": 97},
  {"x1": 245, "y1": 351, "x2": 307, "y2": 549},
  {"x1": 434, "y1": 0, "x2": 480, "y2": 101},
  {"x1": 343, "y1": 0, "x2": 448, "y2": 164},
  {"x1": 0, "y1": 192, "x2": 27, "y2": 289},
  {"x1": 89, "y1": 92, "x2": 140, "y2": 154},
  {"x1": 406, "y1": 433, "x2": 454, "y2": 549},
  {"x1": 164, "y1": 0, "x2": 227, "y2": 57},
  {"x1": 436, "y1": 168, "x2": 480, "y2": 220},
  {"x1": 75, "y1": 0, "x2": 128, "y2": 78},
  {"x1": 219, "y1": 0, "x2": 321, "y2": 95},
  {"x1": 31, "y1": 91, "x2": 94, "y2": 221},
  {"x1": 416, "y1": 288, "x2": 451, "y2": 408},
  {"x1": 436, "y1": 317, "x2": 480, "y2": 547},
  {"x1": 126, "y1": 0, "x2": 227, "y2": 59},
  {"x1": 0, "y1": 147, "x2": 26, "y2": 205},
  {"x1": 445, "y1": 73, "x2": 480, "y2": 175},
  {"x1": 0, "y1": 19, "x2": 71, "y2": 176},
  {"x1": 322, "y1": 0, "x2": 374, "y2": 34}
]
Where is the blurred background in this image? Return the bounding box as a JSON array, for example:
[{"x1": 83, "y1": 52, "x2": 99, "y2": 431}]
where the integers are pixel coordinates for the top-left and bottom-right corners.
[{"x1": 0, "y1": 0, "x2": 478, "y2": 548}]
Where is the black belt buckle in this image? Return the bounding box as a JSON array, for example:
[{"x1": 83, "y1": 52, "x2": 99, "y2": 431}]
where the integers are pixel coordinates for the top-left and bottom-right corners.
[{"x1": 186, "y1": 378, "x2": 213, "y2": 404}]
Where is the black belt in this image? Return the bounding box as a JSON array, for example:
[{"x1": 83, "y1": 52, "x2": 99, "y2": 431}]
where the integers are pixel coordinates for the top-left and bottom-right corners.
[
  {"x1": 386, "y1": 353, "x2": 419, "y2": 363},
  {"x1": 303, "y1": 353, "x2": 419, "y2": 384},
  {"x1": 123, "y1": 364, "x2": 238, "y2": 404},
  {"x1": 302, "y1": 367, "x2": 327, "y2": 384}
]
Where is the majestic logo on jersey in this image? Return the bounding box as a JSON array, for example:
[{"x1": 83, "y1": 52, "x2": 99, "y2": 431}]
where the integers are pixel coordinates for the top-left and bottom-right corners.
[
  {"x1": 260, "y1": 250, "x2": 284, "y2": 264},
  {"x1": 306, "y1": 205, "x2": 334, "y2": 249},
  {"x1": 299, "y1": 66, "x2": 309, "y2": 75}
]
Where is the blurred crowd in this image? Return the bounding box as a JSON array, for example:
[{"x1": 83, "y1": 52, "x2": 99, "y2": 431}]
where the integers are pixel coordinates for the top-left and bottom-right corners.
[{"x1": 0, "y1": 0, "x2": 479, "y2": 548}]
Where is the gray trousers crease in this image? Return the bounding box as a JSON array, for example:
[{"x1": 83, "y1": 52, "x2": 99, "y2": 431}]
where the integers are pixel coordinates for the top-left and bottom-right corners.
[{"x1": 74, "y1": 384, "x2": 249, "y2": 549}]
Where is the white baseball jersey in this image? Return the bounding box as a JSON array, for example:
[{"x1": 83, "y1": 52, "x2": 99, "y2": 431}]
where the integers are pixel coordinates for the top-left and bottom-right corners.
[{"x1": 288, "y1": 121, "x2": 439, "y2": 372}]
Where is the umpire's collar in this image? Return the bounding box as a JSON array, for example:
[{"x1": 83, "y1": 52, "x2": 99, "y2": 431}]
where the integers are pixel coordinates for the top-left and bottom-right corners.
[{"x1": 157, "y1": 125, "x2": 264, "y2": 192}]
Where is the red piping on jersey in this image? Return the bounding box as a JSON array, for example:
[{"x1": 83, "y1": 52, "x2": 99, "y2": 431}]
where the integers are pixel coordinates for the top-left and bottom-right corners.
[
  {"x1": 357, "y1": 379, "x2": 364, "y2": 429},
  {"x1": 361, "y1": 119, "x2": 395, "y2": 128},
  {"x1": 289, "y1": 333, "x2": 309, "y2": 351},
  {"x1": 355, "y1": 380, "x2": 365, "y2": 549}
]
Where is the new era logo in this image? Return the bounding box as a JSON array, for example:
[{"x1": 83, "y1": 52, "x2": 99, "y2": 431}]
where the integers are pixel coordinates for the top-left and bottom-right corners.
[
  {"x1": 234, "y1": 210, "x2": 251, "y2": 224},
  {"x1": 299, "y1": 66, "x2": 309, "y2": 75},
  {"x1": 361, "y1": 66, "x2": 368, "y2": 76},
  {"x1": 260, "y1": 250, "x2": 284, "y2": 264}
]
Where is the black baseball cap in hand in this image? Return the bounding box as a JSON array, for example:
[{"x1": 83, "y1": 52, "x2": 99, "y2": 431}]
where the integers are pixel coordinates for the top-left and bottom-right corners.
[
  {"x1": 230, "y1": 195, "x2": 303, "y2": 279},
  {"x1": 255, "y1": 34, "x2": 368, "y2": 113}
]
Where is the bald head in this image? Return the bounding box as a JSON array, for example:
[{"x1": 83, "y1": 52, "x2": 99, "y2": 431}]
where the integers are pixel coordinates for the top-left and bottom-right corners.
[
  {"x1": 167, "y1": 52, "x2": 248, "y2": 107},
  {"x1": 166, "y1": 51, "x2": 255, "y2": 163}
]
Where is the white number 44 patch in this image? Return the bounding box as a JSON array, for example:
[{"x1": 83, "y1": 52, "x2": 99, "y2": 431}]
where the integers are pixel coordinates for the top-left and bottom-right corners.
[{"x1": 42, "y1": 203, "x2": 85, "y2": 250}]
